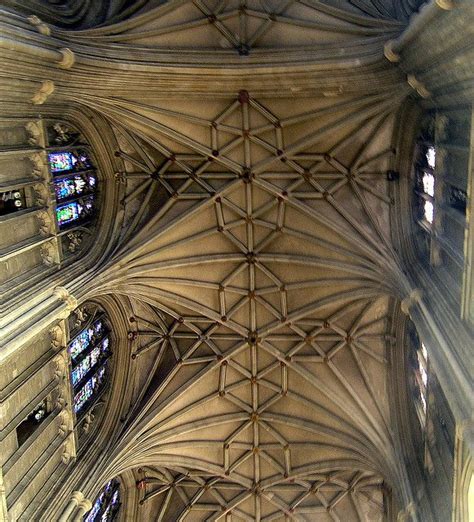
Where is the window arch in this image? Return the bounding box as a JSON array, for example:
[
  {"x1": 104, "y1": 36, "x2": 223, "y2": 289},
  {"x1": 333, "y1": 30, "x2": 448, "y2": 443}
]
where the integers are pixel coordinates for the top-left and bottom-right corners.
[
  {"x1": 406, "y1": 321, "x2": 455, "y2": 482},
  {"x1": 411, "y1": 109, "x2": 470, "y2": 289},
  {"x1": 85, "y1": 479, "x2": 121, "y2": 522},
  {"x1": 46, "y1": 121, "x2": 100, "y2": 254},
  {"x1": 67, "y1": 305, "x2": 113, "y2": 421},
  {"x1": 1, "y1": 117, "x2": 105, "y2": 305}
]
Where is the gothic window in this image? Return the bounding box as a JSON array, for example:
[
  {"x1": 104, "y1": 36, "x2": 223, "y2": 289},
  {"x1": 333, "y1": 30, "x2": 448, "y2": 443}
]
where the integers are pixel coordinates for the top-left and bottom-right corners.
[
  {"x1": 413, "y1": 121, "x2": 437, "y2": 229},
  {"x1": 67, "y1": 310, "x2": 112, "y2": 418},
  {"x1": 85, "y1": 479, "x2": 121, "y2": 522},
  {"x1": 47, "y1": 142, "x2": 98, "y2": 231},
  {"x1": 412, "y1": 109, "x2": 471, "y2": 303},
  {"x1": 407, "y1": 322, "x2": 455, "y2": 477}
]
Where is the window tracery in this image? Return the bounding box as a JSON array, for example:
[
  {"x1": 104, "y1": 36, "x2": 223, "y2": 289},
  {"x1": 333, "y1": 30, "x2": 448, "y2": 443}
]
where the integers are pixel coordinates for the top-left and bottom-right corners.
[
  {"x1": 85, "y1": 479, "x2": 121, "y2": 522},
  {"x1": 67, "y1": 309, "x2": 112, "y2": 418},
  {"x1": 407, "y1": 322, "x2": 455, "y2": 482},
  {"x1": 411, "y1": 109, "x2": 471, "y2": 303}
]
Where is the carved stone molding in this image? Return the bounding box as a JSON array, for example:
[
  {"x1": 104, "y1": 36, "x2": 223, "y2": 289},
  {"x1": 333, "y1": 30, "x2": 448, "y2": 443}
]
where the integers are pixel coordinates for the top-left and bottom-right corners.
[
  {"x1": 49, "y1": 323, "x2": 67, "y2": 351},
  {"x1": 40, "y1": 241, "x2": 58, "y2": 267},
  {"x1": 66, "y1": 231, "x2": 83, "y2": 253},
  {"x1": 33, "y1": 183, "x2": 49, "y2": 207},
  {"x1": 36, "y1": 210, "x2": 53, "y2": 236},
  {"x1": 58, "y1": 48, "x2": 75, "y2": 69},
  {"x1": 54, "y1": 287, "x2": 78, "y2": 312},
  {"x1": 31, "y1": 80, "x2": 55, "y2": 105},
  {"x1": 30, "y1": 152, "x2": 47, "y2": 180},
  {"x1": 27, "y1": 15, "x2": 51, "y2": 36},
  {"x1": 401, "y1": 289, "x2": 423, "y2": 316},
  {"x1": 25, "y1": 121, "x2": 42, "y2": 146}
]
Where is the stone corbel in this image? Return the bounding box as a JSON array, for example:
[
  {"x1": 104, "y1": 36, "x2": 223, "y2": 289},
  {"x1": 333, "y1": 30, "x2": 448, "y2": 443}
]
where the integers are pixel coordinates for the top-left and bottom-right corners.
[
  {"x1": 55, "y1": 396, "x2": 67, "y2": 410},
  {"x1": 53, "y1": 351, "x2": 68, "y2": 376},
  {"x1": 82, "y1": 411, "x2": 95, "y2": 434},
  {"x1": 49, "y1": 323, "x2": 67, "y2": 351},
  {"x1": 407, "y1": 75, "x2": 430, "y2": 98},
  {"x1": 40, "y1": 241, "x2": 59, "y2": 267},
  {"x1": 57, "y1": 410, "x2": 73, "y2": 437},
  {"x1": 401, "y1": 289, "x2": 423, "y2": 316},
  {"x1": 54, "y1": 287, "x2": 78, "y2": 313},
  {"x1": 61, "y1": 435, "x2": 76, "y2": 465},
  {"x1": 27, "y1": 15, "x2": 51, "y2": 36},
  {"x1": 30, "y1": 152, "x2": 47, "y2": 180},
  {"x1": 33, "y1": 183, "x2": 49, "y2": 207},
  {"x1": 73, "y1": 306, "x2": 88, "y2": 329},
  {"x1": 25, "y1": 121, "x2": 42, "y2": 146},
  {"x1": 32, "y1": 80, "x2": 55, "y2": 105},
  {"x1": 36, "y1": 210, "x2": 53, "y2": 236}
]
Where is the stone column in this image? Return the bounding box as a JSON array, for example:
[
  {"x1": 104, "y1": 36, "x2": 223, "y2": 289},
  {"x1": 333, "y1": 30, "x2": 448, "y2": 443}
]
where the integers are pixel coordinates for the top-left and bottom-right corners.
[
  {"x1": 58, "y1": 491, "x2": 84, "y2": 522},
  {"x1": 72, "y1": 499, "x2": 93, "y2": 522}
]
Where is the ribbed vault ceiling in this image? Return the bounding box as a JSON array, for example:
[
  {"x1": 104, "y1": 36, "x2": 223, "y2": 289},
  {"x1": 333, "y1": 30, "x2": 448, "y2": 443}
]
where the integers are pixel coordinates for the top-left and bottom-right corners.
[
  {"x1": 87, "y1": 88, "x2": 413, "y2": 520},
  {"x1": 19, "y1": 0, "x2": 427, "y2": 519}
]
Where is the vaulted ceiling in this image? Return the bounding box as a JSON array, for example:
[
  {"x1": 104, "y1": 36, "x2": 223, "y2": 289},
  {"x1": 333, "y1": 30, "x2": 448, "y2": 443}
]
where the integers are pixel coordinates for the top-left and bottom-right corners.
[
  {"x1": 87, "y1": 88, "x2": 413, "y2": 519},
  {"x1": 2, "y1": 0, "x2": 438, "y2": 519}
]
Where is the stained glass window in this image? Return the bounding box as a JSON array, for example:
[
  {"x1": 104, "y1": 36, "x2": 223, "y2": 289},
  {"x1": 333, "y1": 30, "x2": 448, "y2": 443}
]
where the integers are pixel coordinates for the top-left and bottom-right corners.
[
  {"x1": 85, "y1": 480, "x2": 121, "y2": 522},
  {"x1": 69, "y1": 318, "x2": 105, "y2": 362},
  {"x1": 69, "y1": 314, "x2": 112, "y2": 416},
  {"x1": 56, "y1": 196, "x2": 94, "y2": 228},
  {"x1": 47, "y1": 143, "x2": 98, "y2": 240},
  {"x1": 48, "y1": 150, "x2": 92, "y2": 173},
  {"x1": 54, "y1": 174, "x2": 96, "y2": 201},
  {"x1": 73, "y1": 365, "x2": 106, "y2": 413}
]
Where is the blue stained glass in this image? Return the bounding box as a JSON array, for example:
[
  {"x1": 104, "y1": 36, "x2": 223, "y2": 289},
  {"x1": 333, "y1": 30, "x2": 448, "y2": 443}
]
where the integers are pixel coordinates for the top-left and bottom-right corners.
[
  {"x1": 56, "y1": 196, "x2": 94, "y2": 228},
  {"x1": 85, "y1": 481, "x2": 120, "y2": 522},
  {"x1": 85, "y1": 492, "x2": 104, "y2": 522},
  {"x1": 49, "y1": 150, "x2": 92, "y2": 173},
  {"x1": 71, "y1": 345, "x2": 101, "y2": 387},
  {"x1": 69, "y1": 319, "x2": 105, "y2": 361},
  {"x1": 49, "y1": 152, "x2": 77, "y2": 172},
  {"x1": 54, "y1": 175, "x2": 96, "y2": 201},
  {"x1": 73, "y1": 365, "x2": 106, "y2": 413}
]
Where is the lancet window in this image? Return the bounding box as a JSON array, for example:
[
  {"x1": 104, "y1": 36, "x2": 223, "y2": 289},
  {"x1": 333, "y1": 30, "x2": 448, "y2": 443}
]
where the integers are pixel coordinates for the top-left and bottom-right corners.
[
  {"x1": 412, "y1": 109, "x2": 471, "y2": 308},
  {"x1": 67, "y1": 309, "x2": 112, "y2": 418},
  {"x1": 47, "y1": 125, "x2": 99, "y2": 232},
  {"x1": 407, "y1": 322, "x2": 455, "y2": 477},
  {"x1": 85, "y1": 479, "x2": 121, "y2": 522},
  {"x1": 0, "y1": 118, "x2": 103, "y2": 303}
]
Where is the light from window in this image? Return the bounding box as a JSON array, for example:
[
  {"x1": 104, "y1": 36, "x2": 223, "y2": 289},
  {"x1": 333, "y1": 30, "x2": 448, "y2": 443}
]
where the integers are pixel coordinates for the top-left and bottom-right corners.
[
  {"x1": 48, "y1": 150, "x2": 92, "y2": 173},
  {"x1": 54, "y1": 174, "x2": 96, "y2": 201},
  {"x1": 422, "y1": 172, "x2": 435, "y2": 197},
  {"x1": 69, "y1": 318, "x2": 105, "y2": 362},
  {"x1": 73, "y1": 365, "x2": 106, "y2": 413},
  {"x1": 56, "y1": 196, "x2": 94, "y2": 228},
  {"x1": 424, "y1": 200, "x2": 434, "y2": 224},
  {"x1": 85, "y1": 479, "x2": 120, "y2": 522},
  {"x1": 426, "y1": 146, "x2": 436, "y2": 169}
]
